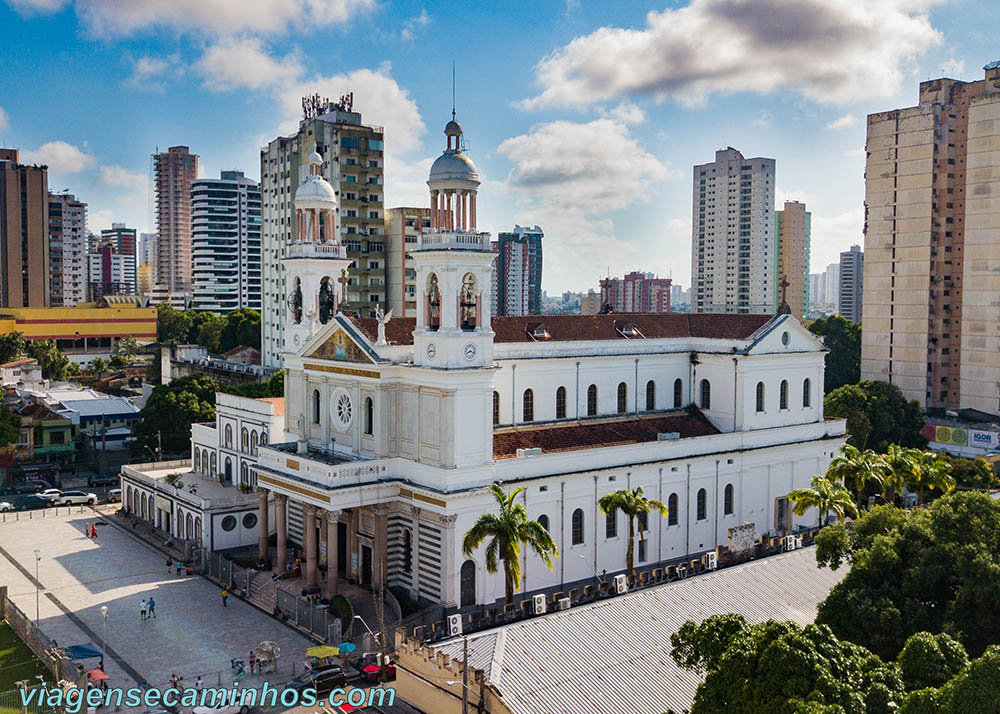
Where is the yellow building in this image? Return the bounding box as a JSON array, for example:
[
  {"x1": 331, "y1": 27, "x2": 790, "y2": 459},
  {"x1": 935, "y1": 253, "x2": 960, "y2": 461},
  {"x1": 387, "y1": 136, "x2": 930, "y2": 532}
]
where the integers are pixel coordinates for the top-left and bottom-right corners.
[
  {"x1": 0, "y1": 296, "x2": 156, "y2": 360},
  {"x1": 137, "y1": 262, "x2": 154, "y2": 297}
]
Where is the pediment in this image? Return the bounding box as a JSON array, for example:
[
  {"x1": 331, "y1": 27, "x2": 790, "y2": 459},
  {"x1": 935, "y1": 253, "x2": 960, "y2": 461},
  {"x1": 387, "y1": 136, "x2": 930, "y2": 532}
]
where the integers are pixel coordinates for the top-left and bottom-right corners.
[{"x1": 303, "y1": 321, "x2": 377, "y2": 365}]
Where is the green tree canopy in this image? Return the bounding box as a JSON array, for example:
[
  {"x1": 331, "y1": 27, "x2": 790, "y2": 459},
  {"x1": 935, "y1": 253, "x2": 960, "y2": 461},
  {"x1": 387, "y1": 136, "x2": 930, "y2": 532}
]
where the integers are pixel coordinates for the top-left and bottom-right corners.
[
  {"x1": 897, "y1": 632, "x2": 969, "y2": 691},
  {"x1": 0, "y1": 404, "x2": 21, "y2": 446},
  {"x1": 156, "y1": 304, "x2": 193, "y2": 344},
  {"x1": 137, "y1": 373, "x2": 218, "y2": 455},
  {"x1": 816, "y1": 492, "x2": 1000, "y2": 660},
  {"x1": 26, "y1": 339, "x2": 70, "y2": 380},
  {"x1": 808, "y1": 315, "x2": 861, "y2": 392},
  {"x1": 598, "y1": 486, "x2": 668, "y2": 580},
  {"x1": 825, "y1": 380, "x2": 927, "y2": 452},
  {"x1": 943, "y1": 454, "x2": 999, "y2": 490},
  {"x1": 0, "y1": 331, "x2": 26, "y2": 364},
  {"x1": 220, "y1": 308, "x2": 261, "y2": 352},
  {"x1": 219, "y1": 370, "x2": 284, "y2": 399}
]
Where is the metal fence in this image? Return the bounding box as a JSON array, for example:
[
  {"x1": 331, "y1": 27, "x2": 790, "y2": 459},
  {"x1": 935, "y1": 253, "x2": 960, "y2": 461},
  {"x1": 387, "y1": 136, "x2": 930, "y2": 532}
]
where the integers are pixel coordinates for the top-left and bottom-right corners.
[
  {"x1": 274, "y1": 589, "x2": 342, "y2": 644},
  {"x1": 0, "y1": 505, "x2": 93, "y2": 524},
  {"x1": 0, "y1": 683, "x2": 50, "y2": 714}
]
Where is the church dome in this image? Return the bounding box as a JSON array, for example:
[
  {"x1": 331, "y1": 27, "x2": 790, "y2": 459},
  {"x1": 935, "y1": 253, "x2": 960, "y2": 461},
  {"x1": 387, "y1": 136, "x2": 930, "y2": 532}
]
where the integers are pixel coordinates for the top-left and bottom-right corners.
[
  {"x1": 428, "y1": 151, "x2": 480, "y2": 184},
  {"x1": 295, "y1": 152, "x2": 337, "y2": 206},
  {"x1": 445, "y1": 119, "x2": 462, "y2": 135}
]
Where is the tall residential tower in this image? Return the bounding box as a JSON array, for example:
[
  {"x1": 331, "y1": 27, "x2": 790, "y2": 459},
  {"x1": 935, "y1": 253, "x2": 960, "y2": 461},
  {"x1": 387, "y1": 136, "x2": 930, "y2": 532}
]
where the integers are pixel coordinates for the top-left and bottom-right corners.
[
  {"x1": 491, "y1": 225, "x2": 543, "y2": 317},
  {"x1": 153, "y1": 146, "x2": 199, "y2": 295},
  {"x1": 0, "y1": 149, "x2": 49, "y2": 307},
  {"x1": 48, "y1": 192, "x2": 88, "y2": 306},
  {"x1": 774, "y1": 200, "x2": 810, "y2": 317}
]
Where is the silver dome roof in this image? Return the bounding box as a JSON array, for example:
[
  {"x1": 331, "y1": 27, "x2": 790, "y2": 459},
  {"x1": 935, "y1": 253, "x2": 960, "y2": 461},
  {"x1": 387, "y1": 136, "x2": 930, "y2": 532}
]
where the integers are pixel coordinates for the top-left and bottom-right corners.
[
  {"x1": 428, "y1": 151, "x2": 480, "y2": 183},
  {"x1": 295, "y1": 174, "x2": 337, "y2": 204}
]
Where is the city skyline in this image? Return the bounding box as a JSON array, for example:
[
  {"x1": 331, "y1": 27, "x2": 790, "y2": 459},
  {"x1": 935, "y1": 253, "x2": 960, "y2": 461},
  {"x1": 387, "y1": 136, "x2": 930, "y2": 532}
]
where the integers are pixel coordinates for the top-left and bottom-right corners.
[{"x1": 0, "y1": 0, "x2": 992, "y2": 293}]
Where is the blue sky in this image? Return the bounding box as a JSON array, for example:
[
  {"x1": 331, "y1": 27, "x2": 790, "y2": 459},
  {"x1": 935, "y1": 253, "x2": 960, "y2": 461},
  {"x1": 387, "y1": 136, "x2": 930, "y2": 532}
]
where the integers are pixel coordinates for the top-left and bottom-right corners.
[{"x1": 0, "y1": 0, "x2": 994, "y2": 293}]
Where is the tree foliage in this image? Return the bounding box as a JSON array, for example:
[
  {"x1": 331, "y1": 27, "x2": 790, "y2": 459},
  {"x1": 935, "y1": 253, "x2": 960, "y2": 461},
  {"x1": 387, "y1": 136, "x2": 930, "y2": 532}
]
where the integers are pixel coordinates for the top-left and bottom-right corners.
[
  {"x1": 788, "y1": 473, "x2": 859, "y2": 525},
  {"x1": 816, "y1": 492, "x2": 1000, "y2": 660},
  {"x1": 940, "y1": 454, "x2": 999, "y2": 491},
  {"x1": 156, "y1": 306, "x2": 262, "y2": 352},
  {"x1": 897, "y1": 632, "x2": 969, "y2": 691},
  {"x1": 0, "y1": 404, "x2": 21, "y2": 446},
  {"x1": 598, "y1": 486, "x2": 668, "y2": 579},
  {"x1": 136, "y1": 373, "x2": 218, "y2": 454},
  {"x1": 808, "y1": 315, "x2": 861, "y2": 392},
  {"x1": 156, "y1": 305, "x2": 192, "y2": 344},
  {"x1": 825, "y1": 380, "x2": 927, "y2": 452},
  {"x1": 0, "y1": 331, "x2": 26, "y2": 364},
  {"x1": 218, "y1": 370, "x2": 284, "y2": 399},
  {"x1": 26, "y1": 339, "x2": 70, "y2": 380}
]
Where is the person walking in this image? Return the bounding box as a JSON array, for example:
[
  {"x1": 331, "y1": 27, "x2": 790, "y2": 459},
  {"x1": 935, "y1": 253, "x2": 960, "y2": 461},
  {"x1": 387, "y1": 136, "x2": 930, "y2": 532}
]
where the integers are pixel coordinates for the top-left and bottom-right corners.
[
  {"x1": 220, "y1": 588, "x2": 228, "y2": 607},
  {"x1": 140, "y1": 599, "x2": 147, "y2": 622},
  {"x1": 166, "y1": 557, "x2": 173, "y2": 573},
  {"x1": 91, "y1": 523, "x2": 98, "y2": 538},
  {"x1": 195, "y1": 675, "x2": 202, "y2": 690},
  {"x1": 176, "y1": 560, "x2": 182, "y2": 577},
  {"x1": 147, "y1": 596, "x2": 156, "y2": 619},
  {"x1": 248, "y1": 650, "x2": 256, "y2": 674}
]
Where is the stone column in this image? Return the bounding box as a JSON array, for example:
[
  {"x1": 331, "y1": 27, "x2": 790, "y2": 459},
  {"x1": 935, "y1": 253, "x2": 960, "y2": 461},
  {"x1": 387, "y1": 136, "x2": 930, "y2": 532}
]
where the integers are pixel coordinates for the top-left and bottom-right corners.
[
  {"x1": 430, "y1": 190, "x2": 438, "y2": 229},
  {"x1": 325, "y1": 510, "x2": 341, "y2": 596},
  {"x1": 470, "y1": 194, "x2": 477, "y2": 231},
  {"x1": 273, "y1": 494, "x2": 288, "y2": 573},
  {"x1": 373, "y1": 504, "x2": 390, "y2": 591},
  {"x1": 304, "y1": 505, "x2": 318, "y2": 588},
  {"x1": 257, "y1": 487, "x2": 269, "y2": 563}
]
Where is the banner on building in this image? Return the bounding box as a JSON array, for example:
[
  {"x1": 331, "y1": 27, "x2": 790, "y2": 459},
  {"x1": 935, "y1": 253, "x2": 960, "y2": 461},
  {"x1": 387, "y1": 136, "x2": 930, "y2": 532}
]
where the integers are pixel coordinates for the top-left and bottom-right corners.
[
  {"x1": 931, "y1": 426, "x2": 968, "y2": 446},
  {"x1": 970, "y1": 429, "x2": 1000, "y2": 449}
]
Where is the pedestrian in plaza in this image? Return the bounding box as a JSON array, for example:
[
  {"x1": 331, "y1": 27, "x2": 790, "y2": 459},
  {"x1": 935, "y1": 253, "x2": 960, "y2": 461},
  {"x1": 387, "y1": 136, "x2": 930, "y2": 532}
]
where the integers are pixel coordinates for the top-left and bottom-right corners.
[
  {"x1": 140, "y1": 599, "x2": 147, "y2": 622},
  {"x1": 147, "y1": 596, "x2": 156, "y2": 619},
  {"x1": 91, "y1": 523, "x2": 98, "y2": 538},
  {"x1": 220, "y1": 588, "x2": 228, "y2": 607},
  {"x1": 195, "y1": 675, "x2": 202, "y2": 690},
  {"x1": 166, "y1": 557, "x2": 173, "y2": 573},
  {"x1": 176, "y1": 560, "x2": 182, "y2": 577},
  {"x1": 248, "y1": 650, "x2": 256, "y2": 674},
  {"x1": 169, "y1": 673, "x2": 178, "y2": 689}
]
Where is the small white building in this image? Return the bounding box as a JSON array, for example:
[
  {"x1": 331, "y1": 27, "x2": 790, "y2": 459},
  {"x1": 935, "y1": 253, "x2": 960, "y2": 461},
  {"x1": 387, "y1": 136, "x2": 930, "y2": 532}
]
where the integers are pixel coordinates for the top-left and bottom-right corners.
[{"x1": 0, "y1": 358, "x2": 42, "y2": 386}]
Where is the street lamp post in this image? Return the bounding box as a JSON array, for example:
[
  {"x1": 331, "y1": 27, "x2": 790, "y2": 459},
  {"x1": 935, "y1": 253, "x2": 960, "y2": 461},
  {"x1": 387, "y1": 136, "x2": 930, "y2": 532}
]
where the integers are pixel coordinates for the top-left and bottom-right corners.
[
  {"x1": 33, "y1": 550, "x2": 40, "y2": 626},
  {"x1": 100, "y1": 606, "x2": 108, "y2": 670},
  {"x1": 577, "y1": 553, "x2": 604, "y2": 585}
]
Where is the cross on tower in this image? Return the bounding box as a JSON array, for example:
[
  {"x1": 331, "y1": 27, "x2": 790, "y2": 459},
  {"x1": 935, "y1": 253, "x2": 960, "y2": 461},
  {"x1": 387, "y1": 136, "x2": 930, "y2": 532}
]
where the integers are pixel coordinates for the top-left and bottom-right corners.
[{"x1": 777, "y1": 273, "x2": 792, "y2": 315}]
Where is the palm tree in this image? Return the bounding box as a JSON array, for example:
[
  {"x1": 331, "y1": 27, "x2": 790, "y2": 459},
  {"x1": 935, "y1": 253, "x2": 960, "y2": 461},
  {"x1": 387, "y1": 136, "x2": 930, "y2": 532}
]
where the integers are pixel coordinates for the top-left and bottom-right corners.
[
  {"x1": 826, "y1": 445, "x2": 890, "y2": 508},
  {"x1": 882, "y1": 444, "x2": 921, "y2": 503},
  {"x1": 907, "y1": 450, "x2": 956, "y2": 504},
  {"x1": 462, "y1": 483, "x2": 558, "y2": 605},
  {"x1": 788, "y1": 474, "x2": 859, "y2": 526},
  {"x1": 89, "y1": 357, "x2": 108, "y2": 379},
  {"x1": 598, "y1": 487, "x2": 668, "y2": 581}
]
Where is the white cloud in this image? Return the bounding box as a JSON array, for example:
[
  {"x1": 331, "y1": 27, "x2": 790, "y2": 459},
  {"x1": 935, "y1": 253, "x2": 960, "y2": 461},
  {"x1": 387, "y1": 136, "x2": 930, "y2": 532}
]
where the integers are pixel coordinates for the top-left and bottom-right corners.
[
  {"x1": 598, "y1": 102, "x2": 646, "y2": 124},
  {"x1": 20, "y1": 141, "x2": 95, "y2": 173},
  {"x1": 825, "y1": 113, "x2": 858, "y2": 130},
  {"x1": 400, "y1": 9, "x2": 430, "y2": 42},
  {"x1": 99, "y1": 165, "x2": 146, "y2": 189},
  {"x1": 521, "y1": 0, "x2": 944, "y2": 110},
  {"x1": 126, "y1": 54, "x2": 183, "y2": 91},
  {"x1": 70, "y1": 0, "x2": 374, "y2": 37},
  {"x1": 810, "y1": 207, "x2": 864, "y2": 272},
  {"x1": 197, "y1": 38, "x2": 302, "y2": 91},
  {"x1": 752, "y1": 109, "x2": 771, "y2": 127},
  {"x1": 6, "y1": 0, "x2": 67, "y2": 14},
  {"x1": 383, "y1": 156, "x2": 434, "y2": 209},
  {"x1": 0, "y1": 106, "x2": 8, "y2": 131},
  {"x1": 940, "y1": 57, "x2": 965, "y2": 77},
  {"x1": 89, "y1": 209, "x2": 118, "y2": 233},
  {"x1": 844, "y1": 146, "x2": 866, "y2": 158}
]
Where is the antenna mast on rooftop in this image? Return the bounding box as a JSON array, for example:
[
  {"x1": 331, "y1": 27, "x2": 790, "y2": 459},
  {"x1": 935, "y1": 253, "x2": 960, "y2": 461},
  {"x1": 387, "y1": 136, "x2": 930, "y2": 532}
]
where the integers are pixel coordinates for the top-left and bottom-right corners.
[{"x1": 452, "y1": 60, "x2": 456, "y2": 121}]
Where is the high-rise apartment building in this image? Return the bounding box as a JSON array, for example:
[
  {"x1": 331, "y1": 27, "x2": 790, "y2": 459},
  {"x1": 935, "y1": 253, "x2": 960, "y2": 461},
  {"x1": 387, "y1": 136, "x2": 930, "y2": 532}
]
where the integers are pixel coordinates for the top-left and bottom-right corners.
[
  {"x1": 100, "y1": 223, "x2": 137, "y2": 293},
  {"x1": 824, "y1": 263, "x2": 840, "y2": 306},
  {"x1": 137, "y1": 262, "x2": 154, "y2": 297},
  {"x1": 190, "y1": 171, "x2": 262, "y2": 313},
  {"x1": 386, "y1": 207, "x2": 431, "y2": 318},
  {"x1": 491, "y1": 225, "x2": 543, "y2": 317},
  {"x1": 153, "y1": 146, "x2": 199, "y2": 295},
  {"x1": 88, "y1": 243, "x2": 136, "y2": 299},
  {"x1": 580, "y1": 290, "x2": 601, "y2": 315},
  {"x1": 774, "y1": 200, "x2": 810, "y2": 317},
  {"x1": 260, "y1": 94, "x2": 385, "y2": 367},
  {"x1": 862, "y1": 61, "x2": 1000, "y2": 411},
  {"x1": 0, "y1": 149, "x2": 49, "y2": 308},
  {"x1": 599, "y1": 271, "x2": 672, "y2": 313},
  {"x1": 691, "y1": 147, "x2": 775, "y2": 313},
  {"x1": 48, "y1": 192, "x2": 88, "y2": 306},
  {"x1": 838, "y1": 245, "x2": 863, "y2": 323}
]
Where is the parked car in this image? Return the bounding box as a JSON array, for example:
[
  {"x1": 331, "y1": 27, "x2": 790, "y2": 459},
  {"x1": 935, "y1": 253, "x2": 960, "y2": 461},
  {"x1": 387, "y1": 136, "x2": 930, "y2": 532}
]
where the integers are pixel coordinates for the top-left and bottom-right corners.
[
  {"x1": 87, "y1": 474, "x2": 118, "y2": 487},
  {"x1": 191, "y1": 700, "x2": 249, "y2": 714},
  {"x1": 14, "y1": 495, "x2": 50, "y2": 510},
  {"x1": 107, "y1": 488, "x2": 122, "y2": 503},
  {"x1": 59, "y1": 491, "x2": 97, "y2": 506},
  {"x1": 285, "y1": 666, "x2": 348, "y2": 695},
  {"x1": 0, "y1": 501, "x2": 12, "y2": 512},
  {"x1": 35, "y1": 489, "x2": 62, "y2": 503}
]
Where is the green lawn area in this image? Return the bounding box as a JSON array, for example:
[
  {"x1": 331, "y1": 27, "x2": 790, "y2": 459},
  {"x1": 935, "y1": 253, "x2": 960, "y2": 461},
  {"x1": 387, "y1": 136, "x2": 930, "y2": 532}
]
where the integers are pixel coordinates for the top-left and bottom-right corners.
[{"x1": 0, "y1": 621, "x2": 50, "y2": 695}]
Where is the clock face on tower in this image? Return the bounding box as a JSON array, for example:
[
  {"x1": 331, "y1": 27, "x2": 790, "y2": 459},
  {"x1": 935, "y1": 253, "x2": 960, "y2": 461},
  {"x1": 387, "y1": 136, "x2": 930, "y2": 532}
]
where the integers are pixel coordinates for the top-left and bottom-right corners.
[
  {"x1": 426, "y1": 343, "x2": 436, "y2": 359},
  {"x1": 464, "y1": 343, "x2": 477, "y2": 361}
]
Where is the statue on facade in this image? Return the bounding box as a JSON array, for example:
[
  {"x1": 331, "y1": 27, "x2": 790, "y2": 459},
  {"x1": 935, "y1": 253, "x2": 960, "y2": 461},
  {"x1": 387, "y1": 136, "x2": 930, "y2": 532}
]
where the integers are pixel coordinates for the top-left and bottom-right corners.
[{"x1": 374, "y1": 306, "x2": 393, "y2": 346}]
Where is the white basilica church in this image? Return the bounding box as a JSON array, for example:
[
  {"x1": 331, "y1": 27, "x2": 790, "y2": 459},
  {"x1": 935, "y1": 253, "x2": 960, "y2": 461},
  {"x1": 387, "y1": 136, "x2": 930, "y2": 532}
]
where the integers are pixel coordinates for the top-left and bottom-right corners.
[{"x1": 234, "y1": 118, "x2": 847, "y2": 610}]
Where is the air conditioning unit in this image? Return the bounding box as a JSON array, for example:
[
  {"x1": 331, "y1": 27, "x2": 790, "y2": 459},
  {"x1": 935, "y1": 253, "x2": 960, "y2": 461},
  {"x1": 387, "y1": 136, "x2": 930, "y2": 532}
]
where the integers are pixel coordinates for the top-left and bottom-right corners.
[
  {"x1": 515, "y1": 447, "x2": 543, "y2": 457},
  {"x1": 532, "y1": 594, "x2": 546, "y2": 615},
  {"x1": 784, "y1": 535, "x2": 798, "y2": 551},
  {"x1": 795, "y1": 535, "x2": 804, "y2": 549},
  {"x1": 677, "y1": 564, "x2": 688, "y2": 579},
  {"x1": 556, "y1": 597, "x2": 571, "y2": 611},
  {"x1": 612, "y1": 573, "x2": 628, "y2": 595},
  {"x1": 447, "y1": 614, "x2": 463, "y2": 636},
  {"x1": 704, "y1": 552, "x2": 718, "y2": 571}
]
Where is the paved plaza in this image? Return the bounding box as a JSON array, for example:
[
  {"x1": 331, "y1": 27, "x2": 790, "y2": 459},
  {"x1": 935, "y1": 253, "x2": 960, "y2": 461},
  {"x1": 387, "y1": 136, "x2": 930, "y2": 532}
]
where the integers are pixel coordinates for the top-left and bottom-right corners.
[{"x1": 0, "y1": 508, "x2": 313, "y2": 693}]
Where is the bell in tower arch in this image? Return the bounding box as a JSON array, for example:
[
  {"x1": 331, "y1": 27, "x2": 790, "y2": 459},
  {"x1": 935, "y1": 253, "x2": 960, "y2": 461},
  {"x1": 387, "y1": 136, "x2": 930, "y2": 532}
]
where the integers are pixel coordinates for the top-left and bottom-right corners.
[{"x1": 318, "y1": 277, "x2": 336, "y2": 324}]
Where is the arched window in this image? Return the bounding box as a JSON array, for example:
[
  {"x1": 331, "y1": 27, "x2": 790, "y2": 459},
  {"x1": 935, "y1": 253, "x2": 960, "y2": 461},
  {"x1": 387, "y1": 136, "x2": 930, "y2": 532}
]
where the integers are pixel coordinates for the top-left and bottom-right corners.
[
  {"x1": 194, "y1": 449, "x2": 201, "y2": 472},
  {"x1": 700, "y1": 379, "x2": 711, "y2": 409},
  {"x1": 241, "y1": 462, "x2": 248, "y2": 486},
  {"x1": 555, "y1": 386, "x2": 566, "y2": 419},
  {"x1": 460, "y1": 273, "x2": 478, "y2": 330},
  {"x1": 210, "y1": 451, "x2": 217, "y2": 475},
  {"x1": 538, "y1": 514, "x2": 549, "y2": 532},
  {"x1": 460, "y1": 559, "x2": 476, "y2": 608},
  {"x1": 646, "y1": 380, "x2": 655, "y2": 411},
  {"x1": 617, "y1": 382, "x2": 627, "y2": 413},
  {"x1": 290, "y1": 277, "x2": 303, "y2": 324},
  {"x1": 779, "y1": 379, "x2": 789, "y2": 410},
  {"x1": 186, "y1": 513, "x2": 193, "y2": 541},
  {"x1": 697, "y1": 488, "x2": 707, "y2": 520},
  {"x1": 755, "y1": 382, "x2": 765, "y2": 413},
  {"x1": 605, "y1": 508, "x2": 617, "y2": 538},
  {"x1": 724, "y1": 484, "x2": 734, "y2": 515},
  {"x1": 364, "y1": 397, "x2": 374, "y2": 435},
  {"x1": 571, "y1": 508, "x2": 585, "y2": 545},
  {"x1": 587, "y1": 384, "x2": 597, "y2": 416},
  {"x1": 522, "y1": 389, "x2": 534, "y2": 422},
  {"x1": 260, "y1": 432, "x2": 268, "y2": 446},
  {"x1": 195, "y1": 517, "x2": 202, "y2": 540},
  {"x1": 668, "y1": 493, "x2": 678, "y2": 526},
  {"x1": 802, "y1": 378, "x2": 812, "y2": 408},
  {"x1": 492, "y1": 391, "x2": 500, "y2": 426},
  {"x1": 673, "y1": 378, "x2": 683, "y2": 408},
  {"x1": 225, "y1": 457, "x2": 233, "y2": 482},
  {"x1": 251, "y1": 431, "x2": 259, "y2": 456},
  {"x1": 427, "y1": 273, "x2": 441, "y2": 331},
  {"x1": 241, "y1": 427, "x2": 249, "y2": 452},
  {"x1": 224, "y1": 424, "x2": 232, "y2": 447},
  {"x1": 312, "y1": 389, "x2": 321, "y2": 424}
]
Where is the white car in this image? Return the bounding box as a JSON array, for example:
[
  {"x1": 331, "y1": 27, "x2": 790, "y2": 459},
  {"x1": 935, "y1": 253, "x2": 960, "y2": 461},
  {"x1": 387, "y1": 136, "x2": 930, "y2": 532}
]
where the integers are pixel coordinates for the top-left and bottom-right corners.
[
  {"x1": 35, "y1": 489, "x2": 62, "y2": 503},
  {"x1": 0, "y1": 501, "x2": 12, "y2": 512},
  {"x1": 107, "y1": 488, "x2": 122, "y2": 503},
  {"x1": 59, "y1": 490, "x2": 97, "y2": 506}
]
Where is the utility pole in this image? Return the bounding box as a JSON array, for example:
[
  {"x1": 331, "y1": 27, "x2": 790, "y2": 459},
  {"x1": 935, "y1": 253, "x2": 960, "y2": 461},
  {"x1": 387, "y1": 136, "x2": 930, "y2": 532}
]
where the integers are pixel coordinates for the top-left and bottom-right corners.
[
  {"x1": 462, "y1": 634, "x2": 469, "y2": 714},
  {"x1": 156, "y1": 430, "x2": 162, "y2": 460}
]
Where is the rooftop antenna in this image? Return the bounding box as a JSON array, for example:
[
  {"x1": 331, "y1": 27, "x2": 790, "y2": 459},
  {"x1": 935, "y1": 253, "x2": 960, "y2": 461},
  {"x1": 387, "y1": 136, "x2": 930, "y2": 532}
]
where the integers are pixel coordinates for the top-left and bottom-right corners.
[{"x1": 451, "y1": 60, "x2": 456, "y2": 121}]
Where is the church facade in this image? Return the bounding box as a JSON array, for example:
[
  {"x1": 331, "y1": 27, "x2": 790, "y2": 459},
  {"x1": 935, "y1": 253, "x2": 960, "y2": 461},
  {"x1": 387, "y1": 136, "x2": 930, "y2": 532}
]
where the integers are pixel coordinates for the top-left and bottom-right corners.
[{"x1": 246, "y1": 118, "x2": 847, "y2": 609}]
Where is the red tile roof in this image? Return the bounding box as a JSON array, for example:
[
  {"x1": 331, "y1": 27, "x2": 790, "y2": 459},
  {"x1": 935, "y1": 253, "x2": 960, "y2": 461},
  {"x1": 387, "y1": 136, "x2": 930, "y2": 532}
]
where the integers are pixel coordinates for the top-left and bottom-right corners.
[
  {"x1": 258, "y1": 397, "x2": 285, "y2": 416},
  {"x1": 0, "y1": 358, "x2": 37, "y2": 368},
  {"x1": 350, "y1": 313, "x2": 773, "y2": 346},
  {"x1": 492, "y1": 410, "x2": 720, "y2": 459}
]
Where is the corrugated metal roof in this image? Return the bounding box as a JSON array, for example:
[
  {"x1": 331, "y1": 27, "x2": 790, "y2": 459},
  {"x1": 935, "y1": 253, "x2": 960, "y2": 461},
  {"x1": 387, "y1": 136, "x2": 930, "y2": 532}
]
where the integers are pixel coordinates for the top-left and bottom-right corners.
[{"x1": 433, "y1": 547, "x2": 843, "y2": 714}]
